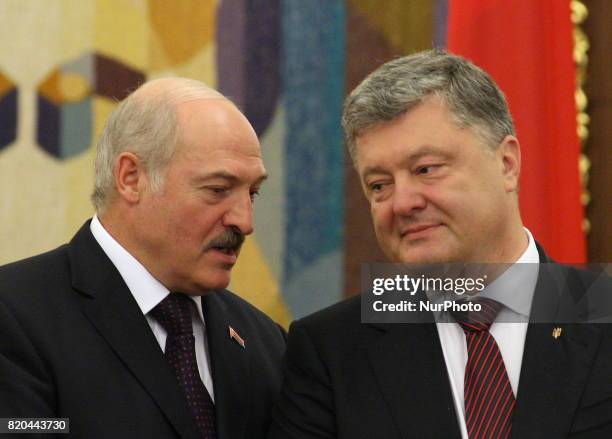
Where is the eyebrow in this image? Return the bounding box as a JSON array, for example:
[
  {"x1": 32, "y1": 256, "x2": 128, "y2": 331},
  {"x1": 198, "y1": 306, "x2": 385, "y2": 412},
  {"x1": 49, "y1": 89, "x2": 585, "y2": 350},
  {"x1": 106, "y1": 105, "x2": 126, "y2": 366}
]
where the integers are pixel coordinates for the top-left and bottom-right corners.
[
  {"x1": 191, "y1": 171, "x2": 268, "y2": 185},
  {"x1": 406, "y1": 146, "x2": 452, "y2": 162},
  {"x1": 361, "y1": 165, "x2": 388, "y2": 180}
]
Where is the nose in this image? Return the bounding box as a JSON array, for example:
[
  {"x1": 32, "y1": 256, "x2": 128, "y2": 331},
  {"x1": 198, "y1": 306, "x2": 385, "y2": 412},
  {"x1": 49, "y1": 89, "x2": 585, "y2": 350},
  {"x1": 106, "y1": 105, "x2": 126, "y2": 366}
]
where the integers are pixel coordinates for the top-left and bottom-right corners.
[
  {"x1": 223, "y1": 192, "x2": 254, "y2": 236},
  {"x1": 392, "y1": 179, "x2": 427, "y2": 217}
]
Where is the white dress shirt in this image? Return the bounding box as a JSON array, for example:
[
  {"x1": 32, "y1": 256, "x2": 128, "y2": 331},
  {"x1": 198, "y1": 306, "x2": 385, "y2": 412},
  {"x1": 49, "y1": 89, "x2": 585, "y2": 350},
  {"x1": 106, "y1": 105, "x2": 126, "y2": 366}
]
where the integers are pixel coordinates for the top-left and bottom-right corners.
[
  {"x1": 436, "y1": 228, "x2": 539, "y2": 439},
  {"x1": 90, "y1": 215, "x2": 215, "y2": 401}
]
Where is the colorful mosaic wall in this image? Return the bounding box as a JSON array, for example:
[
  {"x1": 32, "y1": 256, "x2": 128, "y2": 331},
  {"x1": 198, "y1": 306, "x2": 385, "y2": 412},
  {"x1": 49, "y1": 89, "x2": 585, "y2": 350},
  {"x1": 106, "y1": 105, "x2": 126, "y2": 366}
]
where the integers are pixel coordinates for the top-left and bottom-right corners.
[{"x1": 0, "y1": 0, "x2": 442, "y2": 324}]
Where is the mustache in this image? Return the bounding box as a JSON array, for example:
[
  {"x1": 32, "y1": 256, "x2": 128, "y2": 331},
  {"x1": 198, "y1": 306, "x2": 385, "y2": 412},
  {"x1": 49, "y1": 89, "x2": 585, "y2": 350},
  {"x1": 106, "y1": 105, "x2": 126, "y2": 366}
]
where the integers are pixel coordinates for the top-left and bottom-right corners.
[{"x1": 206, "y1": 228, "x2": 245, "y2": 251}]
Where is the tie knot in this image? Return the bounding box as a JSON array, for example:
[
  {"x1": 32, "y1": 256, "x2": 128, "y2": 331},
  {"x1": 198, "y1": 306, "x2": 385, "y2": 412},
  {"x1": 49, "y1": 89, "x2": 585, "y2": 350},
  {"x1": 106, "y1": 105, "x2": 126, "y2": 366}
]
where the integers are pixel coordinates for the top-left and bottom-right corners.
[
  {"x1": 451, "y1": 298, "x2": 503, "y2": 333},
  {"x1": 150, "y1": 293, "x2": 194, "y2": 336}
]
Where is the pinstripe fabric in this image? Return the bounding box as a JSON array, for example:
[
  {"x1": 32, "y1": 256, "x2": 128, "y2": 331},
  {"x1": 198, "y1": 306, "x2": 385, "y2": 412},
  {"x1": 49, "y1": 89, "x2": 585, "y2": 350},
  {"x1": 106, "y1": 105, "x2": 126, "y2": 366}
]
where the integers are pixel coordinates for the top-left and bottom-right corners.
[
  {"x1": 151, "y1": 293, "x2": 217, "y2": 439},
  {"x1": 452, "y1": 299, "x2": 515, "y2": 439}
]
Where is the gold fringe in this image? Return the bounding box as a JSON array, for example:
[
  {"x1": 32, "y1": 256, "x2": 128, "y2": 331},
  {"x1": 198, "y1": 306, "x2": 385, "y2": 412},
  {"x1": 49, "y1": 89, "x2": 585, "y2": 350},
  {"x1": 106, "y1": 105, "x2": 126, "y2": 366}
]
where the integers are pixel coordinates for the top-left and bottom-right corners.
[{"x1": 571, "y1": 0, "x2": 591, "y2": 234}]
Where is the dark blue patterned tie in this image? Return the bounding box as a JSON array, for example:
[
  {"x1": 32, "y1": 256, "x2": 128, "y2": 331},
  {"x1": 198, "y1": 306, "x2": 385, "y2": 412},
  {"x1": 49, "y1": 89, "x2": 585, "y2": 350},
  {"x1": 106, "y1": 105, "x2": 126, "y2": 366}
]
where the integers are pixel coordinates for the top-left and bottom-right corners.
[
  {"x1": 150, "y1": 293, "x2": 217, "y2": 439},
  {"x1": 451, "y1": 298, "x2": 515, "y2": 439}
]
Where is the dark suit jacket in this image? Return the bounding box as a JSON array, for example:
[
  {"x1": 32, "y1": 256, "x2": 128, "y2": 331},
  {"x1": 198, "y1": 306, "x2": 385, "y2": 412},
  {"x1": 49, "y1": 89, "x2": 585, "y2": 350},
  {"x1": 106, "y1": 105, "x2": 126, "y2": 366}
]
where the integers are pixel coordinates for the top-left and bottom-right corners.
[
  {"x1": 0, "y1": 222, "x2": 286, "y2": 439},
  {"x1": 268, "y1": 249, "x2": 612, "y2": 439}
]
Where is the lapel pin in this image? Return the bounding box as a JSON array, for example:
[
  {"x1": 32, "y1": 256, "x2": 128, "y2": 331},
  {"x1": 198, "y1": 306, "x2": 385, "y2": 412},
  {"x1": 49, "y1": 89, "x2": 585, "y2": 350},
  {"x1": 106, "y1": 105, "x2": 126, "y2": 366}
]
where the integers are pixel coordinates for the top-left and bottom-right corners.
[
  {"x1": 552, "y1": 327, "x2": 562, "y2": 339},
  {"x1": 229, "y1": 326, "x2": 245, "y2": 348}
]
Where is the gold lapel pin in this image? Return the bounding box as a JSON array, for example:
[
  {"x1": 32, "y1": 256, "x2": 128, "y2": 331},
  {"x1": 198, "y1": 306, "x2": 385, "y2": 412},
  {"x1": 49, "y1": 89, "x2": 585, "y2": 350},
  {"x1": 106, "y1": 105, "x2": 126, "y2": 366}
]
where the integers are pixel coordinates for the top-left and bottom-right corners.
[
  {"x1": 229, "y1": 325, "x2": 246, "y2": 348},
  {"x1": 552, "y1": 327, "x2": 562, "y2": 339}
]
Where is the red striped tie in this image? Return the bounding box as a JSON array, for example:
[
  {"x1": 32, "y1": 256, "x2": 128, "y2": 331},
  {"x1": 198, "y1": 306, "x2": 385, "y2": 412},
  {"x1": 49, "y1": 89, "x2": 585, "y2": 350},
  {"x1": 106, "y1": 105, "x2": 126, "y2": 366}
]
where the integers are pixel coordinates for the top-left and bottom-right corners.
[{"x1": 452, "y1": 298, "x2": 515, "y2": 439}]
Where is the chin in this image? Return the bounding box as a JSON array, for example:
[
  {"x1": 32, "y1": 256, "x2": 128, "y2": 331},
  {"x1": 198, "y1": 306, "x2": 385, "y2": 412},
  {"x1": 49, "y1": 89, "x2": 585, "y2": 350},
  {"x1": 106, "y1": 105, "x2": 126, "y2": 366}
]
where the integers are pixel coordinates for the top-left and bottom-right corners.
[
  {"x1": 397, "y1": 246, "x2": 459, "y2": 264},
  {"x1": 200, "y1": 279, "x2": 231, "y2": 291},
  {"x1": 399, "y1": 255, "x2": 445, "y2": 264},
  {"x1": 206, "y1": 273, "x2": 233, "y2": 290},
  {"x1": 188, "y1": 264, "x2": 232, "y2": 289},
  {"x1": 182, "y1": 277, "x2": 229, "y2": 294}
]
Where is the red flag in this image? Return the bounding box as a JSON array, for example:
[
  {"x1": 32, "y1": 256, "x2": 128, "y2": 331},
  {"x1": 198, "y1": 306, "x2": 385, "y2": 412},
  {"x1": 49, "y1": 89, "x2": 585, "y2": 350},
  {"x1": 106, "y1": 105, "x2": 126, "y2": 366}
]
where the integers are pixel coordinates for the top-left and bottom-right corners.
[
  {"x1": 448, "y1": 0, "x2": 586, "y2": 262},
  {"x1": 229, "y1": 326, "x2": 246, "y2": 348}
]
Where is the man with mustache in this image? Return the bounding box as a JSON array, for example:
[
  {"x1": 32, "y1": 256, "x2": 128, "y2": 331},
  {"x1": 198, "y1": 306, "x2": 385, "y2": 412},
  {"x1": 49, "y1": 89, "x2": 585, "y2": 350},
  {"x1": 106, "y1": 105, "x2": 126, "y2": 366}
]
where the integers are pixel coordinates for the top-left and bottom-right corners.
[
  {"x1": 0, "y1": 78, "x2": 285, "y2": 439},
  {"x1": 268, "y1": 50, "x2": 612, "y2": 438}
]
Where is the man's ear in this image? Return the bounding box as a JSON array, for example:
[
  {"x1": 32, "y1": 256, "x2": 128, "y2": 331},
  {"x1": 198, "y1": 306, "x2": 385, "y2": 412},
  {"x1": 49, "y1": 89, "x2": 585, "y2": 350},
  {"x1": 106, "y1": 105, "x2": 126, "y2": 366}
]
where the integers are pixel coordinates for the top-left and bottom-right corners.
[
  {"x1": 114, "y1": 152, "x2": 145, "y2": 204},
  {"x1": 498, "y1": 135, "x2": 521, "y2": 193}
]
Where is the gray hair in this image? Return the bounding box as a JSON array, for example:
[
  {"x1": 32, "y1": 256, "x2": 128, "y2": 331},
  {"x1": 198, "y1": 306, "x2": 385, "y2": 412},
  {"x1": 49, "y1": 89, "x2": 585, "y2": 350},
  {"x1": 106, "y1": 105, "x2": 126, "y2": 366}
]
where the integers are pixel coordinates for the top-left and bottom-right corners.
[
  {"x1": 342, "y1": 49, "x2": 515, "y2": 164},
  {"x1": 91, "y1": 77, "x2": 228, "y2": 212}
]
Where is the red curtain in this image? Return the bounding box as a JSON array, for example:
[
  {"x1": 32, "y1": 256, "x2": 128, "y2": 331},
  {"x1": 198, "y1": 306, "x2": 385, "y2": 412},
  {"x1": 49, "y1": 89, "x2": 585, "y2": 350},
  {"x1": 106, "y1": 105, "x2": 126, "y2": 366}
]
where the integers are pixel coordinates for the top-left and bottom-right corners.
[{"x1": 448, "y1": 0, "x2": 586, "y2": 262}]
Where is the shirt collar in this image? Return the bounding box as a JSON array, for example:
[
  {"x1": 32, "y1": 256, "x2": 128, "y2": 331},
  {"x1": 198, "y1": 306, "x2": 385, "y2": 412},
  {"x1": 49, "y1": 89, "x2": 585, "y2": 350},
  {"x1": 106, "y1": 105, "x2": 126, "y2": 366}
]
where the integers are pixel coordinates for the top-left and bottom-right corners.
[
  {"x1": 479, "y1": 228, "x2": 540, "y2": 317},
  {"x1": 90, "y1": 215, "x2": 203, "y2": 319}
]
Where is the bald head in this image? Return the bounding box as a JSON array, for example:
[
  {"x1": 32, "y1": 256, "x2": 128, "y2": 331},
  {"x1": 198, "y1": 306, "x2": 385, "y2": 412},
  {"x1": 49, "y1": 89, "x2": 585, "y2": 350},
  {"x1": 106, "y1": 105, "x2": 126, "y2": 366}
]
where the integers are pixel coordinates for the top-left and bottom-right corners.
[
  {"x1": 129, "y1": 77, "x2": 226, "y2": 106},
  {"x1": 91, "y1": 77, "x2": 235, "y2": 212}
]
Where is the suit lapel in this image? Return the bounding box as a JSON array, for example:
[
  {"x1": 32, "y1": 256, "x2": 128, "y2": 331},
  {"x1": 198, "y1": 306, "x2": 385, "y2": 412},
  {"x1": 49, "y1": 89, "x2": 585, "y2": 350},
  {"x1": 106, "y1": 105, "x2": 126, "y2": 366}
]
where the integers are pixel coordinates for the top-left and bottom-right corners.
[
  {"x1": 511, "y1": 260, "x2": 602, "y2": 438},
  {"x1": 203, "y1": 292, "x2": 250, "y2": 439},
  {"x1": 69, "y1": 223, "x2": 201, "y2": 439},
  {"x1": 367, "y1": 322, "x2": 461, "y2": 439},
  {"x1": 512, "y1": 323, "x2": 601, "y2": 438}
]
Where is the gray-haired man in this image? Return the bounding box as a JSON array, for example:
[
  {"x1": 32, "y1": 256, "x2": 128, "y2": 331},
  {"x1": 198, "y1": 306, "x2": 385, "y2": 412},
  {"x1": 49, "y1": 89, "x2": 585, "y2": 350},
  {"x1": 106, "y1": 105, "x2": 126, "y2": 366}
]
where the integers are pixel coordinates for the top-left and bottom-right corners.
[
  {"x1": 0, "y1": 78, "x2": 285, "y2": 439},
  {"x1": 268, "y1": 50, "x2": 612, "y2": 439}
]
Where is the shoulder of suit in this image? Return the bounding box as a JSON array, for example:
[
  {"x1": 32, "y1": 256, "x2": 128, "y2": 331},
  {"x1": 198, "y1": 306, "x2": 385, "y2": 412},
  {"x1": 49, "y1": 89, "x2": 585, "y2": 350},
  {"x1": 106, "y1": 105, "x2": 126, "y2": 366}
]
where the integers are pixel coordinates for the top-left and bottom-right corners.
[
  {"x1": 292, "y1": 294, "x2": 362, "y2": 334},
  {"x1": 0, "y1": 244, "x2": 71, "y2": 299},
  {"x1": 284, "y1": 295, "x2": 383, "y2": 357},
  {"x1": 213, "y1": 289, "x2": 285, "y2": 331},
  {"x1": 542, "y1": 260, "x2": 608, "y2": 294},
  {"x1": 0, "y1": 245, "x2": 76, "y2": 334}
]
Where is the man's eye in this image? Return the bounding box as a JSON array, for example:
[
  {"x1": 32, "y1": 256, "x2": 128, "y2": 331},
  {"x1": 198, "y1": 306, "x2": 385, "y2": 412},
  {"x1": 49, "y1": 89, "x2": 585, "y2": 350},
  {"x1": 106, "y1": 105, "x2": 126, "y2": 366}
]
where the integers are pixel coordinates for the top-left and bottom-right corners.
[
  {"x1": 250, "y1": 190, "x2": 260, "y2": 202},
  {"x1": 417, "y1": 165, "x2": 436, "y2": 175},
  {"x1": 370, "y1": 183, "x2": 384, "y2": 192},
  {"x1": 208, "y1": 187, "x2": 228, "y2": 195}
]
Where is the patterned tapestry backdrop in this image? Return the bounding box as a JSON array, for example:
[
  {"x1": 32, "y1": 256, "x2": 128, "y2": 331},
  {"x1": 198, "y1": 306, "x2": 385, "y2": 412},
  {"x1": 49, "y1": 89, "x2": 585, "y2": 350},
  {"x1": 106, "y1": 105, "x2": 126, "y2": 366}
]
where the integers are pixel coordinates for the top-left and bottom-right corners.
[
  {"x1": 0, "y1": 0, "x2": 442, "y2": 325},
  {"x1": 0, "y1": 0, "x2": 594, "y2": 325}
]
